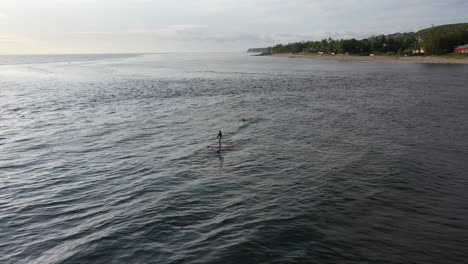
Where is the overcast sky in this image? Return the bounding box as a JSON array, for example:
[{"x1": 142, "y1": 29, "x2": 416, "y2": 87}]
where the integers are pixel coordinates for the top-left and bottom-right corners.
[{"x1": 0, "y1": 0, "x2": 467, "y2": 54}]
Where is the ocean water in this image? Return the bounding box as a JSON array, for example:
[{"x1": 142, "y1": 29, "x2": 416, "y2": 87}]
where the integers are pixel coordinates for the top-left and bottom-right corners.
[{"x1": 1, "y1": 53, "x2": 468, "y2": 264}]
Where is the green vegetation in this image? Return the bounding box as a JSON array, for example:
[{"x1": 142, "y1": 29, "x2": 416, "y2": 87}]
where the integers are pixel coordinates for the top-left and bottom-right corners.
[
  {"x1": 417, "y1": 23, "x2": 468, "y2": 36},
  {"x1": 247, "y1": 48, "x2": 269, "y2": 53},
  {"x1": 251, "y1": 23, "x2": 468, "y2": 56}
]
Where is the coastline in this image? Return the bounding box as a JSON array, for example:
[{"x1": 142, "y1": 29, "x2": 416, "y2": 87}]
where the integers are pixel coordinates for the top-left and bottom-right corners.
[{"x1": 269, "y1": 53, "x2": 468, "y2": 64}]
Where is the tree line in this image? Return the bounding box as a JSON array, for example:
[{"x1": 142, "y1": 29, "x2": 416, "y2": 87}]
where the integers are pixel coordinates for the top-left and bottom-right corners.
[{"x1": 258, "y1": 25, "x2": 468, "y2": 56}]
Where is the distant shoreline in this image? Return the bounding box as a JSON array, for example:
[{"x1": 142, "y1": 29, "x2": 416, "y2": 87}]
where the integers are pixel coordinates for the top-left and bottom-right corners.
[{"x1": 268, "y1": 53, "x2": 468, "y2": 64}]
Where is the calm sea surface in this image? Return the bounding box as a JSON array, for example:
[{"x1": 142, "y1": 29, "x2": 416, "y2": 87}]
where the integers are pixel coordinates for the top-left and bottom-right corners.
[{"x1": 1, "y1": 53, "x2": 468, "y2": 264}]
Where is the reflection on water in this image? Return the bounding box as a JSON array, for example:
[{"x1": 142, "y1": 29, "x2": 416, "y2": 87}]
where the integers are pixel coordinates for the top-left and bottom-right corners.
[{"x1": 217, "y1": 152, "x2": 224, "y2": 168}]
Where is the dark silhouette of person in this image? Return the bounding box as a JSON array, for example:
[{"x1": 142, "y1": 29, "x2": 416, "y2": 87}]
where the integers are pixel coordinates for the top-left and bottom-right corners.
[{"x1": 217, "y1": 130, "x2": 222, "y2": 148}]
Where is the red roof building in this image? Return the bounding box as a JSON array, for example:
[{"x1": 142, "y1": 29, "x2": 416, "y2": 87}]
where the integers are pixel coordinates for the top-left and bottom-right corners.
[{"x1": 454, "y1": 44, "x2": 468, "y2": 53}]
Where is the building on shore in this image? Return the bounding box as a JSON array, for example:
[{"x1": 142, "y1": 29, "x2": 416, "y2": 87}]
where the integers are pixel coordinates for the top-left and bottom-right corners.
[
  {"x1": 412, "y1": 48, "x2": 425, "y2": 54},
  {"x1": 454, "y1": 44, "x2": 468, "y2": 53}
]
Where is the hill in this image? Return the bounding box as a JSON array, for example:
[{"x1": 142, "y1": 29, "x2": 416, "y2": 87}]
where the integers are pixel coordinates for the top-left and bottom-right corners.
[
  {"x1": 247, "y1": 23, "x2": 468, "y2": 56},
  {"x1": 417, "y1": 23, "x2": 468, "y2": 37}
]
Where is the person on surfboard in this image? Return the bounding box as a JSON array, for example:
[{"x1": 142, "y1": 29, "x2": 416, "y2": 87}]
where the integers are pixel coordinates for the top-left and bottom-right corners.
[{"x1": 217, "y1": 130, "x2": 223, "y2": 149}]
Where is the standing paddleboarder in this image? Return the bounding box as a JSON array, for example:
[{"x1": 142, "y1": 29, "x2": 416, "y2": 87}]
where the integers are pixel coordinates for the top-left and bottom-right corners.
[{"x1": 217, "y1": 130, "x2": 223, "y2": 151}]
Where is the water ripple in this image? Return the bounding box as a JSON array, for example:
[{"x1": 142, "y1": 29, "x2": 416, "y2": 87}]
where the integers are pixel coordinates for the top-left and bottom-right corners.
[{"x1": 1, "y1": 54, "x2": 468, "y2": 264}]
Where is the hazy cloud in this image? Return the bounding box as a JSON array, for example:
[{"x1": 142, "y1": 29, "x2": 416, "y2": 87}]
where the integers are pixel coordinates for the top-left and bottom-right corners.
[
  {"x1": 173, "y1": 30, "x2": 387, "y2": 45},
  {"x1": 0, "y1": 36, "x2": 15, "y2": 43},
  {"x1": 0, "y1": 0, "x2": 466, "y2": 53},
  {"x1": 129, "y1": 24, "x2": 206, "y2": 36},
  {"x1": 76, "y1": 31, "x2": 115, "y2": 35},
  {"x1": 176, "y1": 33, "x2": 267, "y2": 43}
]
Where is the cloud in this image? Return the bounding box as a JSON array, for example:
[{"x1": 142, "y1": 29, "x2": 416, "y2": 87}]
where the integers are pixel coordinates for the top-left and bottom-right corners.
[
  {"x1": 268, "y1": 31, "x2": 377, "y2": 42},
  {"x1": 189, "y1": 0, "x2": 463, "y2": 14},
  {"x1": 0, "y1": 35, "x2": 22, "y2": 44},
  {"x1": 3, "y1": 0, "x2": 465, "y2": 53},
  {"x1": 176, "y1": 32, "x2": 265, "y2": 43},
  {"x1": 76, "y1": 31, "x2": 114, "y2": 35},
  {"x1": 0, "y1": 36, "x2": 15, "y2": 43},
  {"x1": 128, "y1": 24, "x2": 206, "y2": 36},
  {"x1": 172, "y1": 30, "x2": 377, "y2": 46},
  {"x1": 73, "y1": 24, "x2": 206, "y2": 37}
]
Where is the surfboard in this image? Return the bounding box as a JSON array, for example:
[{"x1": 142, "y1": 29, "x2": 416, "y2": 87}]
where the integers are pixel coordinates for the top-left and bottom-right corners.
[{"x1": 207, "y1": 145, "x2": 234, "y2": 148}]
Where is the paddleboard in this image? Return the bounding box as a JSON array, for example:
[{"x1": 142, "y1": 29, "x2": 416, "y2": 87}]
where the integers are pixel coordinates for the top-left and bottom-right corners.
[{"x1": 207, "y1": 145, "x2": 234, "y2": 148}]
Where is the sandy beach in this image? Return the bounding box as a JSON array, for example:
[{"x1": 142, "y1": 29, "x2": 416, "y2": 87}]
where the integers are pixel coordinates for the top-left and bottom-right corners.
[{"x1": 271, "y1": 53, "x2": 468, "y2": 64}]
